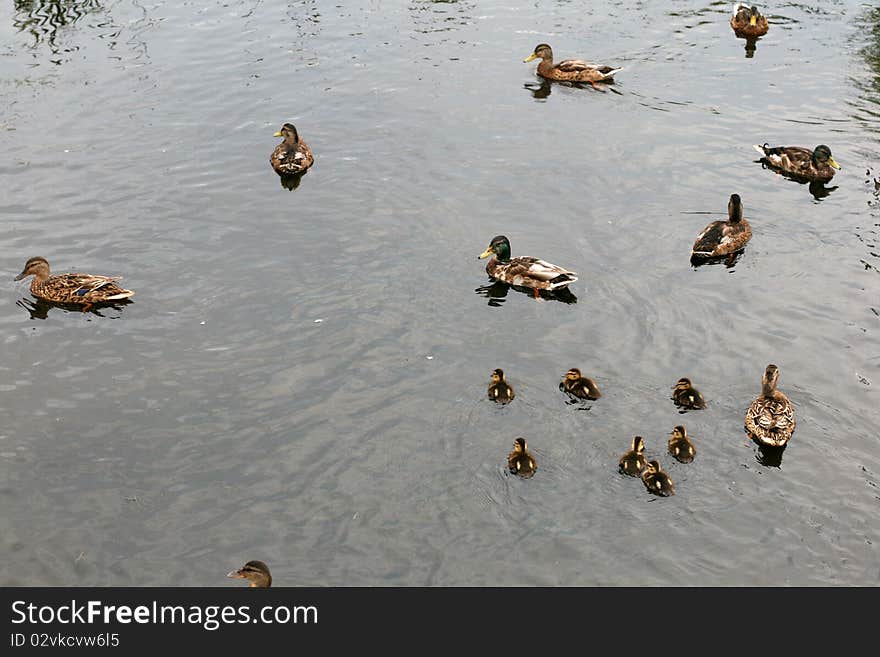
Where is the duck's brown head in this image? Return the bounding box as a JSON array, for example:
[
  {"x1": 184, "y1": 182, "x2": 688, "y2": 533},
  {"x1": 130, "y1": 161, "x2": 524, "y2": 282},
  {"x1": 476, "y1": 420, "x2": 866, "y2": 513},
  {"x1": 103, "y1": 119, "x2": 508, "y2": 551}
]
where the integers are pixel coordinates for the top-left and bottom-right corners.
[
  {"x1": 673, "y1": 377, "x2": 693, "y2": 391},
  {"x1": 273, "y1": 123, "x2": 300, "y2": 145},
  {"x1": 524, "y1": 43, "x2": 553, "y2": 63},
  {"x1": 565, "y1": 368, "x2": 583, "y2": 382},
  {"x1": 491, "y1": 368, "x2": 506, "y2": 383},
  {"x1": 632, "y1": 436, "x2": 645, "y2": 453},
  {"x1": 512, "y1": 437, "x2": 528, "y2": 455},
  {"x1": 15, "y1": 256, "x2": 51, "y2": 282},
  {"x1": 227, "y1": 560, "x2": 272, "y2": 588}
]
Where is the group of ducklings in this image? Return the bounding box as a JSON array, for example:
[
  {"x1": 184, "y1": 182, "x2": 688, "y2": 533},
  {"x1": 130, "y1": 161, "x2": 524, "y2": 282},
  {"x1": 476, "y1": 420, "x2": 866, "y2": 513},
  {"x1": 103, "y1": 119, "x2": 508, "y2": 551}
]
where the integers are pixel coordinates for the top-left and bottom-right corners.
[{"x1": 499, "y1": 362, "x2": 796, "y2": 496}]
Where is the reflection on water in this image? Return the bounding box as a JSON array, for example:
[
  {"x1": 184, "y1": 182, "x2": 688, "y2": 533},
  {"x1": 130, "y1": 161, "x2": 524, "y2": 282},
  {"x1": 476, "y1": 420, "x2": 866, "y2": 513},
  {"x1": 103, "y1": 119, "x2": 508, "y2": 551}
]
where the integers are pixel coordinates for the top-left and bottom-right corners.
[
  {"x1": 690, "y1": 249, "x2": 746, "y2": 270},
  {"x1": 474, "y1": 280, "x2": 577, "y2": 306},
  {"x1": 13, "y1": 0, "x2": 104, "y2": 55},
  {"x1": 738, "y1": 35, "x2": 760, "y2": 59},
  {"x1": 278, "y1": 171, "x2": 307, "y2": 191},
  {"x1": 524, "y1": 79, "x2": 553, "y2": 100},
  {"x1": 754, "y1": 442, "x2": 787, "y2": 468},
  {"x1": 15, "y1": 296, "x2": 132, "y2": 320}
]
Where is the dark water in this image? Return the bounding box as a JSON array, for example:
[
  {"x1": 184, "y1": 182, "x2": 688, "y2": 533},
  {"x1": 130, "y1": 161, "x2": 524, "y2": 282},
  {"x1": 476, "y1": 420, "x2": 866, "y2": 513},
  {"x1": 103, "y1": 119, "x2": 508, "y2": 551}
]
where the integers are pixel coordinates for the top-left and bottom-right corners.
[{"x1": 1, "y1": 0, "x2": 878, "y2": 586}]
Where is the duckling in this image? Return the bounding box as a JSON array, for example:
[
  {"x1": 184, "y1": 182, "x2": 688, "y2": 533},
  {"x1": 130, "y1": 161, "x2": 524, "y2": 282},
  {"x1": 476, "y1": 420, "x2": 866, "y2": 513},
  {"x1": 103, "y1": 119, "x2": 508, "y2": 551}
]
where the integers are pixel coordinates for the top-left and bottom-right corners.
[
  {"x1": 507, "y1": 437, "x2": 537, "y2": 479},
  {"x1": 668, "y1": 425, "x2": 696, "y2": 464},
  {"x1": 561, "y1": 367, "x2": 602, "y2": 401},
  {"x1": 672, "y1": 377, "x2": 706, "y2": 410},
  {"x1": 618, "y1": 436, "x2": 647, "y2": 477},
  {"x1": 270, "y1": 123, "x2": 314, "y2": 176},
  {"x1": 745, "y1": 363, "x2": 796, "y2": 447},
  {"x1": 730, "y1": 4, "x2": 769, "y2": 38},
  {"x1": 690, "y1": 193, "x2": 752, "y2": 264},
  {"x1": 226, "y1": 560, "x2": 272, "y2": 588},
  {"x1": 487, "y1": 368, "x2": 515, "y2": 404},
  {"x1": 14, "y1": 256, "x2": 134, "y2": 312},
  {"x1": 642, "y1": 460, "x2": 675, "y2": 497},
  {"x1": 753, "y1": 143, "x2": 840, "y2": 184}
]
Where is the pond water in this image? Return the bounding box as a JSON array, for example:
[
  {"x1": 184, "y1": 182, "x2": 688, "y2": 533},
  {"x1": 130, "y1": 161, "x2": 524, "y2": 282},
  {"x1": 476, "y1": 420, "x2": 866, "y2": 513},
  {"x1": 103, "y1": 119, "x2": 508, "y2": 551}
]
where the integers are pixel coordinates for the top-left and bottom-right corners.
[{"x1": 1, "y1": 0, "x2": 878, "y2": 586}]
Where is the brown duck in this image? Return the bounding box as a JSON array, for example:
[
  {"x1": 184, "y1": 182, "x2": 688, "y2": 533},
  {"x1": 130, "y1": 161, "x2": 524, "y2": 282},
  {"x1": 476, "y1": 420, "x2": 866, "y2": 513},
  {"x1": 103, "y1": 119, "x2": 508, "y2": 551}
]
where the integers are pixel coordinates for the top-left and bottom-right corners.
[
  {"x1": 14, "y1": 257, "x2": 134, "y2": 311},
  {"x1": 488, "y1": 368, "x2": 515, "y2": 404},
  {"x1": 561, "y1": 368, "x2": 602, "y2": 401},
  {"x1": 618, "y1": 436, "x2": 647, "y2": 477},
  {"x1": 668, "y1": 425, "x2": 696, "y2": 464},
  {"x1": 745, "y1": 364, "x2": 796, "y2": 448},
  {"x1": 270, "y1": 123, "x2": 314, "y2": 176},
  {"x1": 690, "y1": 193, "x2": 752, "y2": 263},
  {"x1": 507, "y1": 437, "x2": 537, "y2": 479},
  {"x1": 730, "y1": 4, "x2": 769, "y2": 38},
  {"x1": 523, "y1": 43, "x2": 622, "y2": 89}
]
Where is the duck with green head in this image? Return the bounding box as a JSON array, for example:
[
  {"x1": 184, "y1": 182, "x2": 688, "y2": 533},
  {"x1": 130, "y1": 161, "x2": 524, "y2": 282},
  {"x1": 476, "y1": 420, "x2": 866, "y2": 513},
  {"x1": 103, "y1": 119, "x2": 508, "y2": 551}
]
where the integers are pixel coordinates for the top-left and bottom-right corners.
[
  {"x1": 478, "y1": 235, "x2": 578, "y2": 298},
  {"x1": 753, "y1": 143, "x2": 840, "y2": 183}
]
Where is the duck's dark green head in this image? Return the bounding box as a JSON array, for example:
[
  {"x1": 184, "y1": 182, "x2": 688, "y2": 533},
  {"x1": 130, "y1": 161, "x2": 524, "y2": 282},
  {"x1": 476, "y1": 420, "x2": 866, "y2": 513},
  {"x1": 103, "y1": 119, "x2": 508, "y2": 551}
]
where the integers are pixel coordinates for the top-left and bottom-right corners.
[
  {"x1": 478, "y1": 235, "x2": 511, "y2": 262},
  {"x1": 227, "y1": 560, "x2": 272, "y2": 588},
  {"x1": 524, "y1": 43, "x2": 552, "y2": 63},
  {"x1": 812, "y1": 145, "x2": 840, "y2": 170},
  {"x1": 728, "y1": 193, "x2": 743, "y2": 222}
]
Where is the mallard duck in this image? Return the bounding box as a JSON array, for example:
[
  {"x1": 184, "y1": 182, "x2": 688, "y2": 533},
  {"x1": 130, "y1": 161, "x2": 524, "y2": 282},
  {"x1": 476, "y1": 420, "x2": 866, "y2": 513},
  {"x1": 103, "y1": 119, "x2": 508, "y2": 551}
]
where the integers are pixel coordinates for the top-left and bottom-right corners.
[
  {"x1": 226, "y1": 560, "x2": 272, "y2": 588},
  {"x1": 560, "y1": 367, "x2": 602, "y2": 401},
  {"x1": 270, "y1": 123, "x2": 314, "y2": 176},
  {"x1": 14, "y1": 256, "x2": 134, "y2": 311},
  {"x1": 672, "y1": 377, "x2": 706, "y2": 410},
  {"x1": 642, "y1": 460, "x2": 675, "y2": 497},
  {"x1": 488, "y1": 368, "x2": 515, "y2": 404},
  {"x1": 730, "y1": 4, "x2": 769, "y2": 38},
  {"x1": 618, "y1": 436, "x2": 647, "y2": 477},
  {"x1": 753, "y1": 144, "x2": 840, "y2": 184},
  {"x1": 508, "y1": 437, "x2": 537, "y2": 478},
  {"x1": 745, "y1": 363, "x2": 796, "y2": 447},
  {"x1": 523, "y1": 43, "x2": 622, "y2": 89},
  {"x1": 690, "y1": 193, "x2": 752, "y2": 263},
  {"x1": 668, "y1": 425, "x2": 696, "y2": 464},
  {"x1": 478, "y1": 235, "x2": 578, "y2": 298}
]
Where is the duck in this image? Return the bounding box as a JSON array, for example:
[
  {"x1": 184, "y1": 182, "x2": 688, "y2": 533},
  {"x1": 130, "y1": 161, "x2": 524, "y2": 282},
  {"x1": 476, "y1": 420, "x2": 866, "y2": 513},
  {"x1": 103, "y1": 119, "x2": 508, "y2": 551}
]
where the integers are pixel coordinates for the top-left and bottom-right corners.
[
  {"x1": 618, "y1": 436, "x2": 647, "y2": 477},
  {"x1": 507, "y1": 437, "x2": 537, "y2": 479},
  {"x1": 488, "y1": 368, "x2": 515, "y2": 404},
  {"x1": 270, "y1": 123, "x2": 314, "y2": 176},
  {"x1": 730, "y1": 4, "x2": 769, "y2": 38},
  {"x1": 560, "y1": 367, "x2": 602, "y2": 401},
  {"x1": 753, "y1": 143, "x2": 840, "y2": 184},
  {"x1": 523, "y1": 43, "x2": 622, "y2": 89},
  {"x1": 14, "y1": 256, "x2": 134, "y2": 311},
  {"x1": 745, "y1": 363, "x2": 796, "y2": 447},
  {"x1": 690, "y1": 193, "x2": 752, "y2": 264},
  {"x1": 226, "y1": 560, "x2": 272, "y2": 588},
  {"x1": 478, "y1": 235, "x2": 578, "y2": 298},
  {"x1": 672, "y1": 377, "x2": 706, "y2": 410},
  {"x1": 642, "y1": 460, "x2": 675, "y2": 497},
  {"x1": 668, "y1": 425, "x2": 696, "y2": 464}
]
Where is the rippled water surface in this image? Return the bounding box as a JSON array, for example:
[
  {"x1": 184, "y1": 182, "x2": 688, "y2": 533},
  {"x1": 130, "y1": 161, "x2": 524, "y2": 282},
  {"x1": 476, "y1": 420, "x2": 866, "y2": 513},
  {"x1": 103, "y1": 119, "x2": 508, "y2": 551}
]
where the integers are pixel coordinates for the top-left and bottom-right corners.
[{"x1": 1, "y1": 0, "x2": 878, "y2": 586}]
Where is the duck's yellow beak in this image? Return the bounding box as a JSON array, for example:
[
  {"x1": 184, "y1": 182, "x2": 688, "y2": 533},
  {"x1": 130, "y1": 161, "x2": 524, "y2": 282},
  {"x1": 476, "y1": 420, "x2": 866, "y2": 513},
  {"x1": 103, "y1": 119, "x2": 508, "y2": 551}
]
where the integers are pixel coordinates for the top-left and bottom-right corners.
[
  {"x1": 478, "y1": 247, "x2": 494, "y2": 259},
  {"x1": 273, "y1": 131, "x2": 282, "y2": 137},
  {"x1": 828, "y1": 157, "x2": 841, "y2": 170},
  {"x1": 749, "y1": 15, "x2": 757, "y2": 26},
  {"x1": 523, "y1": 53, "x2": 538, "y2": 63}
]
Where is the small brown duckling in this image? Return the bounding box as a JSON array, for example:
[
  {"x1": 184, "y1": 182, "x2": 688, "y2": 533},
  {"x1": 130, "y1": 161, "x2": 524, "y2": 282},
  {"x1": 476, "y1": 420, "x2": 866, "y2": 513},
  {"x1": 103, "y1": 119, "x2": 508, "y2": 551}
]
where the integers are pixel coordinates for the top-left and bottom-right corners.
[
  {"x1": 672, "y1": 377, "x2": 706, "y2": 410},
  {"x1": 270, "y1": 123, "x2": 314, "y2": 176},
  {"x1": 642, "y1": 460, "x2": 675, "y2": 497},
  {"x1": 618, "y1": 436, "x2": 647, "y2": 477},
  {"x1": 668, "y1": 425, "x2": 696, "y2": 464},
  {"x1": 227, "y1": 560, "x2": 272, "y2": 588},
  {"x1": 507, "y1": 437, "x2": 537, "y2": 479},
  {"x1": 561, "y1": 368, "x2": 602, "y2": 401},
  {"x1": 488, "y1": 368, "x2": 515, "y2": 404}
]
